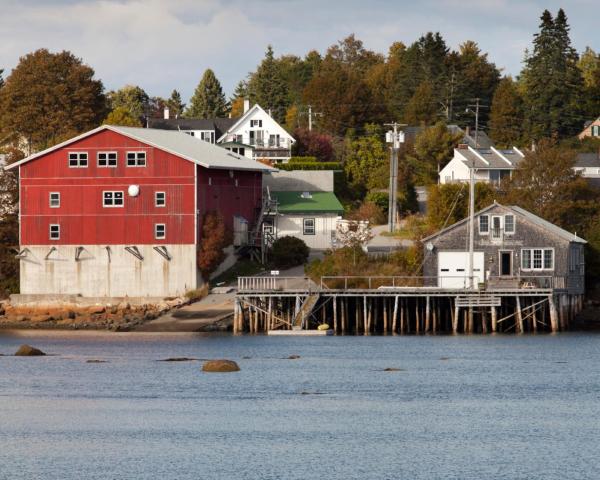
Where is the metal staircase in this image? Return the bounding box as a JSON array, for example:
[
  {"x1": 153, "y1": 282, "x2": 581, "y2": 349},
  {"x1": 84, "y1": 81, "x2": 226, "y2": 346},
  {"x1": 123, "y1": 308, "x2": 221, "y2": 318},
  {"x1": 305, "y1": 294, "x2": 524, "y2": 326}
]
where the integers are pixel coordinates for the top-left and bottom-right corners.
[
  {"x1": 292, "y1": 294, "x2": 320, "y2": 329},
  {"x1": 236, "y1": 187, "x2": 278, "y2": 264}
]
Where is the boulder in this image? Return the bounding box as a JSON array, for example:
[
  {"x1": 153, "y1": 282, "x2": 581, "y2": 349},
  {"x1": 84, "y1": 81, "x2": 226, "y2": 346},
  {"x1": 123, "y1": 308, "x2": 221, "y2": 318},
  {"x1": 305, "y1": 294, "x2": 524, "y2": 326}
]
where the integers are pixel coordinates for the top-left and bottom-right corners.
[
  {"x1": 202, "y1": 359, "x2": 240, "y2": 372},
  {"x1": 15, "y1": 344, "x2": 46, "y2": 356},
  {"x1": 287, "y1": 355, "x2": 301, "y2": 360},
  {"x1": 383, "y1": 367, "x2": 404, "y2": 372}
]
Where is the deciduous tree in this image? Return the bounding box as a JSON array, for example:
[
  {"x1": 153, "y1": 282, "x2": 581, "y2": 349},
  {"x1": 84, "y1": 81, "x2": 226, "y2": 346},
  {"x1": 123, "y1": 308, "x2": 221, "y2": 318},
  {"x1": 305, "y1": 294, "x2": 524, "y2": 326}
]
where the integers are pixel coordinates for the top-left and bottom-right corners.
[
  {"x1": 103, "y1": 106, "x2": 142, "y2": 127},
  {"x1": 108, "y1": 85, "x2": 150, "y2": 123},
  {"x1": 197, "y1": 211, "x2": 230, "y2": 280}
]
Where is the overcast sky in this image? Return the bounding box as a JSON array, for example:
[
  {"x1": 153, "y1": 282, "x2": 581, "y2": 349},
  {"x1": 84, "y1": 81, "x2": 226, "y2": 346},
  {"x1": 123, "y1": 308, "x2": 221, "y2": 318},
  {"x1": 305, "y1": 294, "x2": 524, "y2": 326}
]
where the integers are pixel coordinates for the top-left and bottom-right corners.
[{"x1": 1, "y1": 0, "x2": 597, "y2": 102}]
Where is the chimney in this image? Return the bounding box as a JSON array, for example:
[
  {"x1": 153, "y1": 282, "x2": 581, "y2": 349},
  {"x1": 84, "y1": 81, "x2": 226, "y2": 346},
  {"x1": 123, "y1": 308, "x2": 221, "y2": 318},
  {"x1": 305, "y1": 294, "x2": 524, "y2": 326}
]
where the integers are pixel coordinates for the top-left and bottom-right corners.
[
  {"x1": 243, "y1": 99, "x2": 250, "y2": 114},
  {"x1": 465, "y1": 126, "x2": 470, "y2": 136},
  {"x1": 163, "y1": 107, "x2": 170, "y2": 120},
  {"x1": 268, "y1": 108, "x2": 272, "y2": 117}
]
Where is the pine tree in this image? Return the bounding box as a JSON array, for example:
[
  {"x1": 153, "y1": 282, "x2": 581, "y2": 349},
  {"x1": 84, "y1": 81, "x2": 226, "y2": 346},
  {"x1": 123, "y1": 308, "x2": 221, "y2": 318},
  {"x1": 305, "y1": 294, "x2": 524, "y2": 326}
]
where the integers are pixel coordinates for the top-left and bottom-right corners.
[
  {"x1": 166, "y1": 89, "x2": 185, "y2": 118},
  {"x1": 489, "y1": 77, "x2": 524, "y2": 147},
  {"x1": 404, "y1": 81, "x2": 438, "y2": 125},
  {"x1": 185, "y1": 69, "x2": 228, "y2": 118},
  {"x1": 248, "y1": 46, "x2": 289, "y2": 123},
  {"x1": 522, "y1": 9, "x2": 583, "y2": 139}
]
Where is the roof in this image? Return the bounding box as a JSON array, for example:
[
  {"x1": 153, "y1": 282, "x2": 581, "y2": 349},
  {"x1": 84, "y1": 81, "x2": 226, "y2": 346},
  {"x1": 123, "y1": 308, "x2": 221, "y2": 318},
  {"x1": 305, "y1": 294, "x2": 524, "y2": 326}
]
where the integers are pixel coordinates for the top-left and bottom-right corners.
[
  {"x1": 456, "y1": 146, "x2": 524, "y2": 169},
  {"x1": 147, "y1": 117, "x2": 238, "y2": 138},
  {"x1": 271, "y1": 191, "x2": 344, "y2": 214},
  {"x1": 575, "y1": 152, "x2": 600, "y2": 168},
  {"x1": 402, "y1": 125, "x2": 492, "y2": 148},
  {"x1": 422, "y1": 203, "x2": 586, "y2": 244},
  {"x1": 216, "y1": 104, "x2": 295, "y2": 144},
  {"x1": 5, "y1": 125, "x2": 275, "y2": 172}
]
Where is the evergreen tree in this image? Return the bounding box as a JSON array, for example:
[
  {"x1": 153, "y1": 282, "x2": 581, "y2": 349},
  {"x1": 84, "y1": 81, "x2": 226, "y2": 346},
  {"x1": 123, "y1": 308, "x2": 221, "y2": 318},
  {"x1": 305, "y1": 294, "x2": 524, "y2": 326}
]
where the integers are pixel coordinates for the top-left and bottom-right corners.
[
  {"x1": 248, "y1": 46, "x2": 289, "y2": 123},
  {"x1": 165, "y1": 89, "x2": 185, "y2": 118},
  {"x1": 185, "y1": 69, "x2": 228, "y2": 118},
  {"x1": 522, "y1": 9, "x2": 584, "y2": 139},
  {"x1": 489, "y1": 77, "x2": 524, "y2": 147},
  {"x1": 229, "y1": 80, "x2": 248, "y2": 117}
]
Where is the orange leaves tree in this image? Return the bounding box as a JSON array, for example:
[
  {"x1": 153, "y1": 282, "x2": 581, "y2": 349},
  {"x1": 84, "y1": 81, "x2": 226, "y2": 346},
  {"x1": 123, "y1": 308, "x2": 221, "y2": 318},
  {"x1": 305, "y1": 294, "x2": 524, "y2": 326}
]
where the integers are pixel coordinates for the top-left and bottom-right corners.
[{"x1": 197, "y1": 211, "x2": 231, "y2": 280}]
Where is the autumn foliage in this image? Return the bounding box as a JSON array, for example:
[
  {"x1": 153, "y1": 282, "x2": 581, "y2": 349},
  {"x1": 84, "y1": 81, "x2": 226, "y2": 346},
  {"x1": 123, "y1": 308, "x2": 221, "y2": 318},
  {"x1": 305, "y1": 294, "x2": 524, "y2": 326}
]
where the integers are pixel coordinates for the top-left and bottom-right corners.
[{"x1": 197, "y1": 212, "x2": 231, "y2": 280}]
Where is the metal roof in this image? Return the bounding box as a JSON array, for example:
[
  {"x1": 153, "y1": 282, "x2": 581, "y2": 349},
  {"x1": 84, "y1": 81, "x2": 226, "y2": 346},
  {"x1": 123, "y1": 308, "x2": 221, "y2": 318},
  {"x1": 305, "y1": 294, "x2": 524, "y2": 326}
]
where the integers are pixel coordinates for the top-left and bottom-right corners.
[
  {"x1": 422, "y1": 203, "x2": 586, "y2": 244},
  {"x1": 5, "y1": 125, "x2": 276, "y2": 172},
  {"x1": 147, "y1": 117, "x2": 238, "y2": 137},
  {"x1": 271, "y1": 191, "x2": 344, "y2": 214},
  {"x1": 575, "y1": 153, "x2": 600, "y2": 168},
  {"x1": 456, "y1": 146, "x2": 524, "y2": 169}
]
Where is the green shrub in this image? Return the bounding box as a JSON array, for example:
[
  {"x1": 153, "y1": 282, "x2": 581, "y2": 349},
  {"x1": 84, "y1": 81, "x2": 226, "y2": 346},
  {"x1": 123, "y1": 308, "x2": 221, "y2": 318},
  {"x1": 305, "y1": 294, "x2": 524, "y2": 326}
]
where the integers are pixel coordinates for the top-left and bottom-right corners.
[
  {"x1": 270, "y1": 236, "x2": 310, "y2": 269},
  {"x1": 278, "y1": 162, "x2": 341, "y2": 171},
  {"x1": 288, "y1": 156, "x2": 317, "y2": 163},
  {"x1": 365, "y1": 191, "x2": 389, "y2": 213}
]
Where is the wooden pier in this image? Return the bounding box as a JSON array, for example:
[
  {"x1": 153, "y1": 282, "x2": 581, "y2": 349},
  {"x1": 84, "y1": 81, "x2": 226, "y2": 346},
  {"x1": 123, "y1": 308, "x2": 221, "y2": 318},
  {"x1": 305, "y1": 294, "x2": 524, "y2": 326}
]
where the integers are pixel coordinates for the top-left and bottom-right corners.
[{"x1": 233, "y1": 276, "x2": 584, "y2": 334}]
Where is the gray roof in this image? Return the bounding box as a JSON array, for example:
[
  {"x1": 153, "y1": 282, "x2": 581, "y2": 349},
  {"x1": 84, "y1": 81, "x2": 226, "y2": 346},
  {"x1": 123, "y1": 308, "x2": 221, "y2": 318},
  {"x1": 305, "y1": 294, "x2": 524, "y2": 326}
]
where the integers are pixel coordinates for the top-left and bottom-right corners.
[
  {"x1": 6, "y1": 125, "x2": 275, "y2": 172},
  {"x1": 147, "y1": 117, "x2": 238, "y2": 138},
  {"x1": 403, "y1": 125, "x2": 492, "y2": 148},
  {"x1": 457, "y1": 146, "x2": 523, "y2": 169},
  {"x1": 575, "y1": 153, "x2": 600, "y2": 168},
  {"x1": 422, "y1": 203, "x2": 586, "y2": 244}
]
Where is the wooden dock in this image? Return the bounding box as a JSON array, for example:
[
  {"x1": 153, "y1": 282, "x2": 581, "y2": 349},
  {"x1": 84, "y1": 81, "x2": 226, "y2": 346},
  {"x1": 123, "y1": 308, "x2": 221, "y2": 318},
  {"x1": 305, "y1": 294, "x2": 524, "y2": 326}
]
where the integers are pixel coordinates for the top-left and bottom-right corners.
[{"x1": 234, "y1": 275, "x2": 584, "y2": 334}]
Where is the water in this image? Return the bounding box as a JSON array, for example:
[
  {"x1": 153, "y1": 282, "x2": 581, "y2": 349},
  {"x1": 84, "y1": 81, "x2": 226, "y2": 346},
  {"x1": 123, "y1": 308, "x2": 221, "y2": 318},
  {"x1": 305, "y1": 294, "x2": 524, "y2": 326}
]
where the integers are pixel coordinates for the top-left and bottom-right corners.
[{"x1": 1, "y1": 331, "x2": 600, "y2": 479}]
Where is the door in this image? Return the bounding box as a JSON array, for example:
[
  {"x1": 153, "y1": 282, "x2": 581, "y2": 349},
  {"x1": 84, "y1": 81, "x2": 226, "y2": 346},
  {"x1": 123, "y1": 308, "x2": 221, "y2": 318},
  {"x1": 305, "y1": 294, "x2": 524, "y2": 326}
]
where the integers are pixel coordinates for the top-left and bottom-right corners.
[
  {"x1": 438, "y1": 251, "x2": 484, "y2": 288},
  {"x1": 500, "y1": 251, "x2": 512, "y2": 276}
]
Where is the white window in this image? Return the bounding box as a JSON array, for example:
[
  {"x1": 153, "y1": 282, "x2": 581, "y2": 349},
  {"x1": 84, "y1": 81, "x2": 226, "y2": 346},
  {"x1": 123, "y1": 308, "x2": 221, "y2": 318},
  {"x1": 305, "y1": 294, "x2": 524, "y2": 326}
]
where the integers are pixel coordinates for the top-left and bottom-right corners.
[
  {"x1": 68, "y1": 152, "x2": 88, "y2": 168},
  {"x1": 504, "y1": 214, "x2": 515, "y2": 234},
  {"x1": 479, "y1": 215, "x2": 489, "y2": 234},
  {"x1": 491, "y1": 216, "x2": 502, "y2": 239},
  {"x1": 49, "y1": 224, "x2": 60, "y2": 240},
  {"x1": 250, "y1": 119, "x2": 262, "y2": 127},
  {"x1": 126, "y1": 151, "x2": 146, "y2": 167},
  {"x1": 97, "y1": 151, "x2": 117, "y2": 167},
  {"x1": 592, "y1": 125, "x2": 600, "y2": 137},
  {"x1": 199, "y1": 131, "x2": 215, "y2": 143},
  {"x1": 155, "y1": 191, "x2": 166, "y2": 207},
  {"x1": 49, "y1": 192, "x2": 60, "y2": 208},
  {"x1": 521, "y1": 248, "x2": 554, "y2": 271},
  {"x1": 103, "y1": 191, "x2": 124, "y2": 207},
  {"x1": 303, "y1": 218, "x2": 315, "y2": 235},
  {"x1": 155, "y1": 223, "x2": 166, "y2": 239}
]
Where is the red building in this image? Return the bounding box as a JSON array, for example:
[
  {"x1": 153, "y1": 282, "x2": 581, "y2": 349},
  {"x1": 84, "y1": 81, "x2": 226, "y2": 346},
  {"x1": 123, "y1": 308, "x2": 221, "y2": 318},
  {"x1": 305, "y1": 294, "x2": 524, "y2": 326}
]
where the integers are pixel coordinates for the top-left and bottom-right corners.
[{"x1": 7, "y1": 125, "x2": 272, "y2": 298}]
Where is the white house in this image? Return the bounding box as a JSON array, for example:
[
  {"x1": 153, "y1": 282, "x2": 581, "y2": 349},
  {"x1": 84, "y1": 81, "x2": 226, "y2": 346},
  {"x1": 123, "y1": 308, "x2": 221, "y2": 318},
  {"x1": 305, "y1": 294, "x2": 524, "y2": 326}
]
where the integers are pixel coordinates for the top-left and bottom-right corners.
[
  {"x1": 574, "y1": 152, "x2": 600, "y2": 177},
  {"x1": 218, "y1": 101, "x2": 295, "y2": 163},
  {"x1": 439, "y1": 145, "x2": 525, "y2": 184}
]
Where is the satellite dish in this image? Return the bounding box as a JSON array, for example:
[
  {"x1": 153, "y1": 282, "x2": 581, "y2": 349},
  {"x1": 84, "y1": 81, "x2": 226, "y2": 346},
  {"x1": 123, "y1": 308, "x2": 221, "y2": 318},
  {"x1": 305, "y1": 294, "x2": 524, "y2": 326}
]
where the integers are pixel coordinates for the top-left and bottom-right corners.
[
  {"x1": 426, "y1": 242, "x2": 434, "y2": 252},
  {"x1": 128, "y1": 185, "x2": 140, "y2": 197}
]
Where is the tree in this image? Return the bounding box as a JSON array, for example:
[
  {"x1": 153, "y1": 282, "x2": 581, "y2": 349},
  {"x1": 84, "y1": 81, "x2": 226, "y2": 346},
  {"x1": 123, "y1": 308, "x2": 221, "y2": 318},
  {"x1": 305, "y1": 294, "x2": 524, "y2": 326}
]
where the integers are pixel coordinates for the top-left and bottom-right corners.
[
  {"x1": 107, "y1": 85, "x2": 150, "y2": 123},
  {"x1": 103, "y1": 106, "x2": 142, "y2": 127},
  {"x1": 343, "y1": 124, "x2": 388, "y2": 196},
  {"x1": 0, "y1": 49, "x2": 106, "y2": 152},
  {"x1": 197, "y1": 211, "x2": 230, "y2": 279},
  {"x1": 578, "y1": 47, "x2": 600, "y2": 120},
  {"x1": 404, "y1": 81, "x2": 438, "y2": 125},
  {"x1": 0, "y1": 148, "x2": 23, "y2": 296},
  {"x1": 0, "y1": 68, "x2": 4, "y2": 89},
  {"x1": 186, "y1": 69, "x2": 228, "y2": 118},
  {"x1": 406, "y1": 122, "x2": 462, "y2": 185},
  {"x1": 269, "y1": 236, "x2": 309, "y2": 268},
  {"x1": 165, "y1": 89, "x2": 185, "y2": 118},
  {"x1": 248, "y1": 46, "x2": 289, "y2": 123},
  {"x1": 521, "y1": 9, "x2": 584, "y2": 139},
  {"x1": 292, "y1": 128, "x2": 334, "y2": 162},
  {"x1": 505, "y1": 140, "x2": 598, "y2": 233},
  {"x1": 489, "y1": 77, "x2": 524, "y2": 147}
]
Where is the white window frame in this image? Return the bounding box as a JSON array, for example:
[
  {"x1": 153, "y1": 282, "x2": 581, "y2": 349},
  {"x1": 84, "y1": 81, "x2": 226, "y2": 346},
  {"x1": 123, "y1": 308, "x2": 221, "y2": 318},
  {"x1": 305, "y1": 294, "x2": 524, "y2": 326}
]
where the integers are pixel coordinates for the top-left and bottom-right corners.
[
  {"x1": 68, "y1": 152, "x2": 88, "y2": 168},
  {"x1": 97, "y1": 151, "x2": 118, "y2": 168},
  {"x1": 103, "y1": 190, "x2": 124, "y2": 208},
  {"x1": 126, "y1": 151, "x2": 146, "y2": 167},
  {"x1": 155, "y1": 223, "x2": 166, "y2": 240},
  {"x1": 478, "y1": 215, "x2": 489, "y2": 235},
  {"x1": 504, "y1": 214, "x2": 515, "y2": 234},
  {"x1": 49, "y1": 192, "x2": 60, "y2": 208},
  {"x1": 155, "y1": 191, "x2": 166, "y2": 207},
  {"x1": 491, "y1": 215, "x2": 503, "y2": 240},
  {"x1": 303, "y1": 218, "x2": 316, "y2": 235},
  {"x1": 49, "y1": 224, "x2": 60, "y2": 240},
  {"x1": 521, "y1": 248, "x2": 554, "y2": 271},
  {"x1": 250, "y1": 119, "x2": 262, "y2": 128}
]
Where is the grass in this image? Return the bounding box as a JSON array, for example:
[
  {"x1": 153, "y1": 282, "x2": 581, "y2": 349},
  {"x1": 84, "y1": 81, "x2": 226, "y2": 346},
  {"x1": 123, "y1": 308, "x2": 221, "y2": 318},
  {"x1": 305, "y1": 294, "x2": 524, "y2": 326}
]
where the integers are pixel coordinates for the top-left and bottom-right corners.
[
  {"x1": 211, "y1": 259, "x2": 266, "y2": 286},
  {"x1": 380, "y1": 229, "x2": 415, "y2": 240}
]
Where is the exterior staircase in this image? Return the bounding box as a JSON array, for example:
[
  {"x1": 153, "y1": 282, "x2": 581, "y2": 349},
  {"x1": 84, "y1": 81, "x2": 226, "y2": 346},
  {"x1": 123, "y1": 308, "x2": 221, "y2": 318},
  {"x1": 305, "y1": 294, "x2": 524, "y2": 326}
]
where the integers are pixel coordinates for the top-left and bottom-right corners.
[{"x1": 292, "y1": 294, "x2": 320, "y2": 329}]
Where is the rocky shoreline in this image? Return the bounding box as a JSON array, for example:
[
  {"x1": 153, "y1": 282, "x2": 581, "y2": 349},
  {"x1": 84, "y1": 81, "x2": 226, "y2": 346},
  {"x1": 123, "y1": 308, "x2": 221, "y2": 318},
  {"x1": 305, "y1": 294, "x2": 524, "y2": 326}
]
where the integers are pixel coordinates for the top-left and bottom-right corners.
[{"x1": 0, "y1": 297, "x2": 191, "y2": 331}]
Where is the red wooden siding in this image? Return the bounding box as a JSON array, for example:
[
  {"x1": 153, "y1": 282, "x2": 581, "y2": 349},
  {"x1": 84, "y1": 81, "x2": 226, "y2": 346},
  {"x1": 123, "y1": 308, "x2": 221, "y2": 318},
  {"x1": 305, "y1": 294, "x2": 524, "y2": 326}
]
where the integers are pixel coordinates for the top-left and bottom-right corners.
[{"x1": 20, "y1": 130, "x2": 196, "y2": 245}]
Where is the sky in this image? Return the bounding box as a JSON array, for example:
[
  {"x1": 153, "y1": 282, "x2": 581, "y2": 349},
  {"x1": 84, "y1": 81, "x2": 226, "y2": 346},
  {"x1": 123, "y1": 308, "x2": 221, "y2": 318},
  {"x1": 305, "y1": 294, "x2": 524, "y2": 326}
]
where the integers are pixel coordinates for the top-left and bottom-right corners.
[{"x1": 1, "y1": 0, "x2": 598, "y2": 102}]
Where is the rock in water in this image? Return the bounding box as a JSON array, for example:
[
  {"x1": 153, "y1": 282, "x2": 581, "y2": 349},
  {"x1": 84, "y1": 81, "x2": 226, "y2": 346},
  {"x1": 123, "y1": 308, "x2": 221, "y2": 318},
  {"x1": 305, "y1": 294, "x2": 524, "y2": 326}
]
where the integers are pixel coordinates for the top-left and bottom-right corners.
[
  {"x1": 15, "y1": 344, "x2": 46, "y2": 356},
  {"x1": 202, "y1": 359, "x2": 240, "y2": 372}
]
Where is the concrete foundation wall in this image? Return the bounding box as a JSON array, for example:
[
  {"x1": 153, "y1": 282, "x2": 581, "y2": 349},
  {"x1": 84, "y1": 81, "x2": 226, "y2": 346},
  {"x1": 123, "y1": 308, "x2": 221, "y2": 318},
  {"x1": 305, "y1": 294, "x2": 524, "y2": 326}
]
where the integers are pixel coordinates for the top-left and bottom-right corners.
[
  {"x1": 263, "y1": 171, "x2": 334, "y2": 192},
  {"x1": 20, "y1": 244, "x2": 200, "y2": 298}
]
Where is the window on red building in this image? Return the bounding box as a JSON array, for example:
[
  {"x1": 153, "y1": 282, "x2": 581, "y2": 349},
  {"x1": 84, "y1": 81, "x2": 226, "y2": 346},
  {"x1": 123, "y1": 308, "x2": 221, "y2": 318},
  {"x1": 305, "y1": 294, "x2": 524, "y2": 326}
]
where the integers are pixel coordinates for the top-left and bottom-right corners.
[
  {"x1": 103, "y1": 191, "x2": 124, "y2": 207},
  {"x1": 68, "y1": 152, "x2": 88, "y2": 168},
  {"x1": 155, "y1": 224, "x2": 166, "y2": 239}
]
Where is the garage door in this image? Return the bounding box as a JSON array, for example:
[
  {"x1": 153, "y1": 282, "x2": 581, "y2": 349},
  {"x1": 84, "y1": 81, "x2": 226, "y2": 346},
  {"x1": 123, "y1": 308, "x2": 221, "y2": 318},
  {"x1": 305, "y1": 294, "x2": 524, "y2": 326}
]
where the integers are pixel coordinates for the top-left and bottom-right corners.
[{"x1": 438, "y1": 251, "x2": 484, "y2": 288}]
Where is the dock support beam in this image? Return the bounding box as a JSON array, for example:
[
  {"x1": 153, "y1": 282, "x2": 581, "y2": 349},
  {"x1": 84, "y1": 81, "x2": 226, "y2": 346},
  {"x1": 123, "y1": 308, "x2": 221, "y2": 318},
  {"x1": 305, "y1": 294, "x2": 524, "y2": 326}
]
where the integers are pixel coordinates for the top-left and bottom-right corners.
[
  {"x1": 549, "y1": 295, "x2": 559, "y2": 332},
  {"x1": 491, "y1": 306, "x2": 497, "y2": 333}
]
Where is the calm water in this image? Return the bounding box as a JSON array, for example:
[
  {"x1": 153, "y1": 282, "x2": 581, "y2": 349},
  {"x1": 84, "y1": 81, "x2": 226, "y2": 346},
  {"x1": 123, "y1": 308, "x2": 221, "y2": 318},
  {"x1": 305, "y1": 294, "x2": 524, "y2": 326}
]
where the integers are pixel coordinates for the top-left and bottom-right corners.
[{"x1": 1, "y1": 331, "x2": 600, "y2": 480}]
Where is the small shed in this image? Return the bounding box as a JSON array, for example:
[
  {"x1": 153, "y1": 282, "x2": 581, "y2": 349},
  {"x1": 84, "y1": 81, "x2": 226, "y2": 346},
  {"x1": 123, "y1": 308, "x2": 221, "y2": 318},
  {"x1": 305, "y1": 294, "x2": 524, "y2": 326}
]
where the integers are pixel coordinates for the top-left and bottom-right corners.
[
  {"x1": 267, "y1": 191, "x2": 344, "y2": 249},
  {"x1": 421, "y1": 203, "x2": 586, "y2": 293}
]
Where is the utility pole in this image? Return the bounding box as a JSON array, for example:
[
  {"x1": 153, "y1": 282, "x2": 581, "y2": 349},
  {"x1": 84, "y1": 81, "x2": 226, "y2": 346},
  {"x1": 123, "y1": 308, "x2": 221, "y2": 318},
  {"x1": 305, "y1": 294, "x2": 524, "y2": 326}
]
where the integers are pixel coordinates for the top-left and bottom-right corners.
[
  {"x1": 305, "y1": 105, "x2": 322, "y2": 131},
  {"x1": 464, "y1": 98, "x2": 487, "y2": 288},
  {"x1": 385, "y1": 123, "x2": 406, "y2": 232}
]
